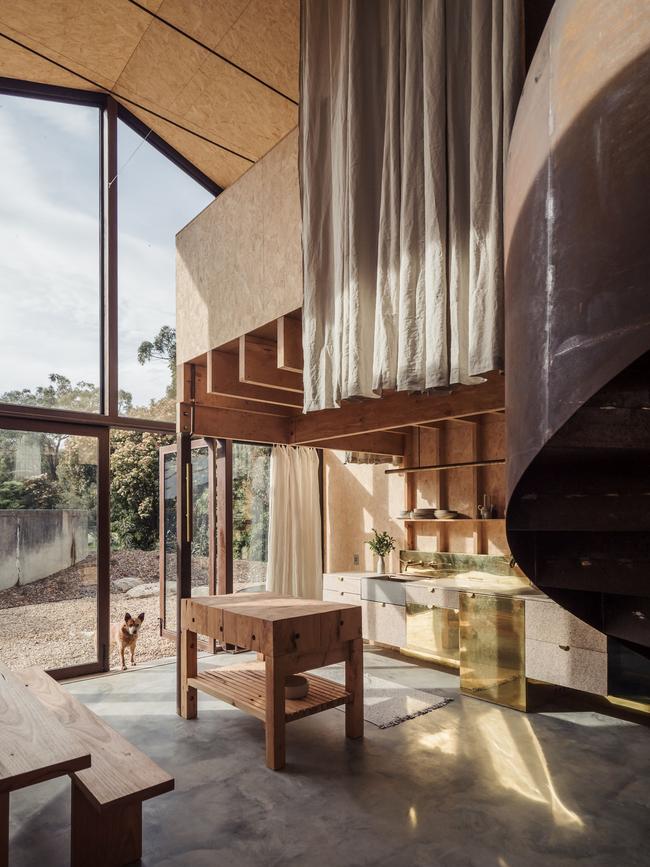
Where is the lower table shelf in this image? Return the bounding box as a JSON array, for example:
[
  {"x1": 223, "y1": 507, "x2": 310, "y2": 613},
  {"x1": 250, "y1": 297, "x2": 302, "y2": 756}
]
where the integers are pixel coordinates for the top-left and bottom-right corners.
[{"x1": 189, "y1": 662, "x2": 351, "y2": 723}]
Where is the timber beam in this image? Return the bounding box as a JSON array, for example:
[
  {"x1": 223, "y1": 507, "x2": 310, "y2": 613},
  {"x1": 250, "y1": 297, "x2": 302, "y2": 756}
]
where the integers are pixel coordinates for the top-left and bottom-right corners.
[
  {"x1": 184, "y1": 402, "x2": 292, "y2": 443},
  {"x1": 289, "y1": 375, "x2": 505, "y2": 444}
]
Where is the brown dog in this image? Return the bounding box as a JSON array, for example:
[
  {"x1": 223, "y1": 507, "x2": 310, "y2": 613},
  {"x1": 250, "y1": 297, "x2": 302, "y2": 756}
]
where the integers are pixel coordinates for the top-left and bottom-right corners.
[{"x1": 110, "y1": 612, "x2": 145, "y2": 671}]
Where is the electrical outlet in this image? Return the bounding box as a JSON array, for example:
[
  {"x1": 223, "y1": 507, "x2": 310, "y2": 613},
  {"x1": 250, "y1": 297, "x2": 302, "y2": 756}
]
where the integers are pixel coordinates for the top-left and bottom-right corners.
[{"x1": 353, "y1": 553, "x2": 360, "y2": 566}]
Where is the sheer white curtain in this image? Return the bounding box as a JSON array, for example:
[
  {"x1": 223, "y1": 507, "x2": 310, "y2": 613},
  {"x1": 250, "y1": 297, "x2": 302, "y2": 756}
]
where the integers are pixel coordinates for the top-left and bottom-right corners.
[
  {"x1": 300, "y1": 0, "x2": 524, "y2": 412},
  {"x1": 266, "y1": 446, "x2": 322, "y2": 598}
]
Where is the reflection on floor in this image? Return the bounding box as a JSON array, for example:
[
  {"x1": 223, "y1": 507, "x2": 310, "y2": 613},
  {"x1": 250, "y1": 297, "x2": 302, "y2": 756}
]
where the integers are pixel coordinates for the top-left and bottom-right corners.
[{"x1": 10, "y1": 648, "x2": 650, "y2": 866}]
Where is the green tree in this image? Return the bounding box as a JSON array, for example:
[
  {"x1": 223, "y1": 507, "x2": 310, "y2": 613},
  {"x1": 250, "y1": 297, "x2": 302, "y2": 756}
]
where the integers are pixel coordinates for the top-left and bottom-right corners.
[
  {"x1": 232, "y1": 445, "x2": 270, "y2": 562},
  {"x1": 110, "y1": 429, "x2": 174, "y2": 550},
  {"x1": 138, "y1": 326, "x2": 176, "y2": 397},
  {"x1": 1, "y1": 373, "x2": 132, "y2": 416},
  {"x1": 0, "y1": 475, "x2": 59, "y2": 509}
]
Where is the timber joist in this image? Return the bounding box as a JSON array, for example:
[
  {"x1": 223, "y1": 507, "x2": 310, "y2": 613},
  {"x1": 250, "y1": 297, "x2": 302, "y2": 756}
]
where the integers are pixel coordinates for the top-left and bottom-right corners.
[{"x1": 179, "y1": 308, "x2": 505, "y2": 456}]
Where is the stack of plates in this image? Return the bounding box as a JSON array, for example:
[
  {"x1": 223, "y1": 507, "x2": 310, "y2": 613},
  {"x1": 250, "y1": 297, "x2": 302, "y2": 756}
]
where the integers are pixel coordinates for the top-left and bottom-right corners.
[
  {"x1": 433, "y1": 509, "x2": 458, "y2": 519},
  {"x1": 412, "y1": 508, "x2": 438, "y2": 519},
  {"x1": 398, "y1": 509, "x2": 413, "y2": 518}
]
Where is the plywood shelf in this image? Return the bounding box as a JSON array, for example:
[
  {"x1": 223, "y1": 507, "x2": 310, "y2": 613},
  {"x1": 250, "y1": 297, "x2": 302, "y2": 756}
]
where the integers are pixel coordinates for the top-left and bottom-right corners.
[
  {"x1": 386, "y1": 458, "x2": 505, "y2": 475},
  {"x1": 189, "y1": 664, "x2": 350, "y2": 723},
  {"x1": 395, "y1": 517, "x2": 504, "y2": 523}
]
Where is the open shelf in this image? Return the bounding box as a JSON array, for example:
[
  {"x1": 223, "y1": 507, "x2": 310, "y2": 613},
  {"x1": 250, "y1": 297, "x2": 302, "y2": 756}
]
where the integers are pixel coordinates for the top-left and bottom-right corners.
[
  {"x1": 386, "y1": 458, "x2": 505, "y2": 475},
  {"x1": 396, "y1": 517, "x2": 504, "y2": 523},
  {"x1": 189, "y1": 663, "x2": 350, "y2": 723}
]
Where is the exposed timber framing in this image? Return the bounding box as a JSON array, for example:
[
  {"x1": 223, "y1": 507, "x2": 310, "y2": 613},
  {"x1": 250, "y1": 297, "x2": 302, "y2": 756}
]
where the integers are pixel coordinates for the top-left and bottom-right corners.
[
  {"x1": 239, "y1": 335, "x2": 303, "y2": 393},
  {"x1": 208, "y1": 350, "x2": 302, "y2": 408},
  {"x1": 180, "y1": 311, "x2": 505, "y2": 455},
  {"x1": 277, "y1": 314, "x2": 303, "y2": 373}
]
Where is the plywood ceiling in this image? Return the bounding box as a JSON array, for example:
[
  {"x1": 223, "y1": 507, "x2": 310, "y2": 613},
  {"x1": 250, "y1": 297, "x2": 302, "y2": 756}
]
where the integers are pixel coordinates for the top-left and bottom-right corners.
[{"x1": 0, "y1": 0, "x2": 300, "y2": 187}]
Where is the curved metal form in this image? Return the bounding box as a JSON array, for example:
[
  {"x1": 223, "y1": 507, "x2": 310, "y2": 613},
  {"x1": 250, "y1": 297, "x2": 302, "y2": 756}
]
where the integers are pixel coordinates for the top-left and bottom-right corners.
[{"x1": 505, "y1": 0, "x2": 650, "y2": 654}]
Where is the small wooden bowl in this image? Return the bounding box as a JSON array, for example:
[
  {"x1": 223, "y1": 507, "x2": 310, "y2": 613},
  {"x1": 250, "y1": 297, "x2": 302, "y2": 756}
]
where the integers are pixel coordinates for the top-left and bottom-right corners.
[{"x1": 285, "y1": 674, "x2": 309, "y2": 699}]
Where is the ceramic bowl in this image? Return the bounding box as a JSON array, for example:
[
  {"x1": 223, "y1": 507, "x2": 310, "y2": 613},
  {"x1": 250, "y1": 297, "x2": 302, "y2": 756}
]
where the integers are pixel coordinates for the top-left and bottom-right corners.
[{"x1": 285, "y1": 674, "x2": 309, "y2": 699}]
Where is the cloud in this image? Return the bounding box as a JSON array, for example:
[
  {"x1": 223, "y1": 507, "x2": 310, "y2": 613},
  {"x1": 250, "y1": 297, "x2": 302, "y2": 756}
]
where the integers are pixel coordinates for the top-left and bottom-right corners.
[{"x1": 0, "y1": 94, "x2": 213, "y2": 407}]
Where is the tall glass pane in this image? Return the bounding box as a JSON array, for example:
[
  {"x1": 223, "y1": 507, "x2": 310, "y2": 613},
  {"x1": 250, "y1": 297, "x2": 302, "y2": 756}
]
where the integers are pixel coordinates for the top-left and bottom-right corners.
[
  {"x1": 233, "y1": 444, "x2": 271, "y2": 592},
  {"x1": 0, "y1": 94, "x2": 101, "y2": 411},
  {"x1": 117, "y1": 120, "x2": 213, "y2": 421},
  {"x1": 0, "y1": 427, "x2": 98, "y2": 670},
  {"x1": 162, "y1": 450, "x2": 177, "y2": 633},
  {"x1": 191, "y1": 446, "x2": 210, "y2": 595},
  {"x1": 109, "y1": 429, "x2": 174, "y2": 668}
]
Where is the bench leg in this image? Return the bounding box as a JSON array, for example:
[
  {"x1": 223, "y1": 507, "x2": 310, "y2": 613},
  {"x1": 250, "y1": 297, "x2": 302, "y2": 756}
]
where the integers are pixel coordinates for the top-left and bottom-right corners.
[
  {"x1": 0, "y1": 792, "x2": 8, "y2": 867},
  {"x1": 71, "y1": 782, "x2": 141, "y2": 867}
]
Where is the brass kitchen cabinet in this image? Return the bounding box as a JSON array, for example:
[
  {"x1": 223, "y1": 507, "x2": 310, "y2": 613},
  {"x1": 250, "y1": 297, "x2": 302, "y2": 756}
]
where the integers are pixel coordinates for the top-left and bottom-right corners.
[
  {"x1": 459, "y1": 592, "x2": 528, "y2": 711},
  {"x1": 405, "y1": 603, "x2": 460, "y2": 668}
]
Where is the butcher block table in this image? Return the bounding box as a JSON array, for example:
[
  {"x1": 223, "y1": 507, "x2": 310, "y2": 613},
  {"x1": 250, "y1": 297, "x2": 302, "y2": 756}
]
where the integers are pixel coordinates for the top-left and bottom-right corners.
[{"x1": 179, "y1": 592, "x2": 364, "y2": 769}]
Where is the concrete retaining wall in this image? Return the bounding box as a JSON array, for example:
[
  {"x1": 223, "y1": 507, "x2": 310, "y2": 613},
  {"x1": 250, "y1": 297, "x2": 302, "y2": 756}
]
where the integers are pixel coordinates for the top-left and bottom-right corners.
[{"x1": 0, "y1": 510, "x2": 89, "y2": 591}]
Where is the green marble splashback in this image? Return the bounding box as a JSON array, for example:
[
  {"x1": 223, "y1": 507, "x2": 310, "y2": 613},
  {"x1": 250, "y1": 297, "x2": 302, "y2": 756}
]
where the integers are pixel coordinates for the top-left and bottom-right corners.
[{"x1": 400, "y1": 550, "x2": 523, "y2": 577}]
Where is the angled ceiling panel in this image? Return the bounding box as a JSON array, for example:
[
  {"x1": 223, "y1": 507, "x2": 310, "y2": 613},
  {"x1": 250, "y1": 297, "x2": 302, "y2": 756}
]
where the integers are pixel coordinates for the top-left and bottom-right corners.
[
  {"x1": 0, "y1": 0, "x2": 300, "y2": 187},
  {"x1": 216, "y1": 0, "x2": 300, "y2": 102}
]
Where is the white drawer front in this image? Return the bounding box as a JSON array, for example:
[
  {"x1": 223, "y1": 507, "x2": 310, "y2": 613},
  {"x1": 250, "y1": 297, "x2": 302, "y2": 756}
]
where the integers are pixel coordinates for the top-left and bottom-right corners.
[
  {"x1": 323, "y1": 589, "x2": 361, "y2": 605},
  {"x1": 323, "y1": 574, "x2": 362, "y2": 595},
  {"x1": 362, "y1": 600, "x2": 406, "y2": 647},
  {"x1": 361, "y1": 578, "x2": 405, "y2": 606},
  {"x1": 525, "y1": 600, "x2": 607, "y2": 652},
  {"x1": 405, "y1": 584, "x2": 460, "y2": 610},
  {"x1": 525, "y1": 639, "x2": 608, "y2": 696}
]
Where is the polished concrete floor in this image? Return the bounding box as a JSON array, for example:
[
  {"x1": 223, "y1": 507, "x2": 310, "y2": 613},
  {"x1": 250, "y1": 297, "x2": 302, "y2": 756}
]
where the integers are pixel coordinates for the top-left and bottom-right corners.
[{"x1": 10, "y1": 648, "x2": 650, "y2": 866}]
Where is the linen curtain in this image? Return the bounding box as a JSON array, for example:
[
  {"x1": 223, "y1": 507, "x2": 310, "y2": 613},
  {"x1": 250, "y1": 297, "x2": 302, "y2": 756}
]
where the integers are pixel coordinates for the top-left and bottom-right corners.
[
  {"x1": 266, "y1": 446, "x2": 322, "y2": 598},
  {"x1": 300, "y1": 0, "x2": 523, "y2": 412}
]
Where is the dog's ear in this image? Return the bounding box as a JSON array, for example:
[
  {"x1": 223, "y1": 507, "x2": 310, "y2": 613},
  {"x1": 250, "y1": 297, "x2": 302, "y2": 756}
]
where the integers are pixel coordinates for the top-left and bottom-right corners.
[
  {"x1": 124, "y1": 612, "x2": 131, "y2": 622},
  {"x1": 138, "y1": 612, "x2": 145, "y2": 623}
]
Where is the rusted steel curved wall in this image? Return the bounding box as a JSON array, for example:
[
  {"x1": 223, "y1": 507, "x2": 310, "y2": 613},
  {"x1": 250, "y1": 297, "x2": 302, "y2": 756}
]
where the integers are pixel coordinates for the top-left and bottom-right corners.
[{"x1": 505, "y1": 0, "x2": 650, "y2": 650}]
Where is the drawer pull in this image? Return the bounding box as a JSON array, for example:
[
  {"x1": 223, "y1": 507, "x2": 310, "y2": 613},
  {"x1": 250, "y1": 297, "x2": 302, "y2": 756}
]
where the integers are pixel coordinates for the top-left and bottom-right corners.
[
  {"x1": 559, "y1": 644, "x2": 570, "y2": 651},
  {"x1": 339, "y1": 576, "x2": 344, "y2": 581},
  {"x1": 430, "y1": 588, "x2": 436, "y2": 594}
]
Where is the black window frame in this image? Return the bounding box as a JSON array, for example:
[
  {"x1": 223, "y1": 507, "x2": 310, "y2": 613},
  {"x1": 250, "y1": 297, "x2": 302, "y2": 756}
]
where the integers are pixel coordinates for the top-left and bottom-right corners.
[{"x1": 0, "y1": 77, "x2": 221, "y2": 433}]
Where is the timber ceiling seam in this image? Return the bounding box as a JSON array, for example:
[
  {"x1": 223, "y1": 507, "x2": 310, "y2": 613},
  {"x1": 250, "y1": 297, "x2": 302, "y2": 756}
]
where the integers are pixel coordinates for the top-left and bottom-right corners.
[
  {"x1": 0, "y1": 31, "x2": 256, "y2": 163},
  {"x1": 127, "y1": 0, "x2": 299, "y2": 106}
]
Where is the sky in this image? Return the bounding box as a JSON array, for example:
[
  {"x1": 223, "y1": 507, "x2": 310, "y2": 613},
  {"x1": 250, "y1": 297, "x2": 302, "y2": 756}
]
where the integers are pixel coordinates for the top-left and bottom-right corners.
[{"x1": 0, "y1": 93, "x2": 213, "y2": 413}]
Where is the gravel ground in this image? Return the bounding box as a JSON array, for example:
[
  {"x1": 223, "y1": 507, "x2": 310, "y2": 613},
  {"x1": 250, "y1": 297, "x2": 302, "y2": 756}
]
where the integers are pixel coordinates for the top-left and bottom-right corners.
[{"x1": 0, "y1": 551, "x2": 267, "y2": 672}]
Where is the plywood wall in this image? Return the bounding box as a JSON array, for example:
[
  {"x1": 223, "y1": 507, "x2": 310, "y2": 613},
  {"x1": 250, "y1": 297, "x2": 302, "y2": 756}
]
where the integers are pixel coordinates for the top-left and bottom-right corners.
[
  {"x1": 323, "y1": 451, "x2": 405, "y2": 573},
  {"x1": 322, "y1": 415, "x2": 510, "y2": 574},
  {"x1": 412, "y1": 415, "x2": 509, "y2": 556},
  {"x1": 176, "y1": 127, "x2": 301, "y2": 365}
]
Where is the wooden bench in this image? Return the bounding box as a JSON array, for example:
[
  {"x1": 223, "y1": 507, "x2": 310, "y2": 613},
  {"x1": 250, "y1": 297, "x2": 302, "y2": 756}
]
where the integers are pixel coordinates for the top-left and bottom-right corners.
[
  {"x1": 18, "y1": 668, "x2": 174, "y2": 867},
  {"x1": 0, "y1": 664, "x2": 92, "y2": 867}
]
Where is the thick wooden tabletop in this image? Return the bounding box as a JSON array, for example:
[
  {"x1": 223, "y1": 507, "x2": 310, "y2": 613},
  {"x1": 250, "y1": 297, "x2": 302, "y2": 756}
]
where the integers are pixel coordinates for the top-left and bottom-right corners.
[
  {"x1": 0, "y1": 663, "x2": 91, "y2": 793},
  {"x1": 184, "y1": 592, "x2": 359, "y2": 620},
  {"x1": 181, "y1": 592, "x2": 362, "y2": 658}
]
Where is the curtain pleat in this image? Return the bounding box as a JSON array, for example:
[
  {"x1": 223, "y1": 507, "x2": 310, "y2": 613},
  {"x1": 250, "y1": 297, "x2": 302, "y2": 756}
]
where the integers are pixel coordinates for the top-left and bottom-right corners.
[
  {"x1": 266, "y1": 446, "x2": 322, "y2": 598},
  {"x1": 300, "y1": 0, "x2": 523, "y2": 412}
]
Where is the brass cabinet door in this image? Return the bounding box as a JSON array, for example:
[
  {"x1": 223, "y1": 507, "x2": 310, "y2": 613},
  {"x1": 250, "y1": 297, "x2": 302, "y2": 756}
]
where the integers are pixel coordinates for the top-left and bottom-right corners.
[
  {"x1": 406, "y1": 603, "x2": 459, "y2": 667},
  {"x1": 459, "y1": 593, "x2": 527, "y2": 711}
]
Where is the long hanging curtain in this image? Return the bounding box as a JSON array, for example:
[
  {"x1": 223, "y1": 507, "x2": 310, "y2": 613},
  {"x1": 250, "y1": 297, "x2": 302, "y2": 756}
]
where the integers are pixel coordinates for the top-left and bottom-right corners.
[
  {"x1": 300, "y1": 0, "x2": 523, "y2": 412},
  {"x1": 266, "y1": 446, "x2": 322, "y2": 598}
]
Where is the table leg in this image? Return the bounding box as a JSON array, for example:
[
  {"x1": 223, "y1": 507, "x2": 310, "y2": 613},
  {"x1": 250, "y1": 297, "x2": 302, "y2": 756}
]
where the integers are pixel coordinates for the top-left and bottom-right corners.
[
  {"x1": 345, "y1": 638, "x2": 364, "y2": 739},
  {"x1": 0, "y1": 791, "x2": 8, "y2": 867},
  {"x1": 180, "y1": 628, "x2": 197, "y2": 719},
  {"x1": 265, "y1": 656, "x2": 286, "y2": 770}
]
